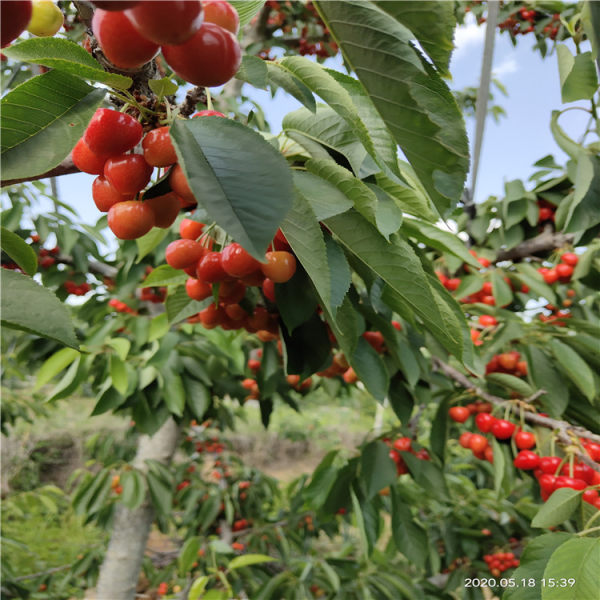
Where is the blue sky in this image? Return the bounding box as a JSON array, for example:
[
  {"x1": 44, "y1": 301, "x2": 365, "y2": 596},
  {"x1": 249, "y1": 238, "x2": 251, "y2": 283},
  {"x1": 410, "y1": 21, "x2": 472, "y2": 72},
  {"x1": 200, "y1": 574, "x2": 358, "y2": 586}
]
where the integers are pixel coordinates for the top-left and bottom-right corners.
[{"x1": 52, "y1": 14, "x2": 594, "y2": 225}]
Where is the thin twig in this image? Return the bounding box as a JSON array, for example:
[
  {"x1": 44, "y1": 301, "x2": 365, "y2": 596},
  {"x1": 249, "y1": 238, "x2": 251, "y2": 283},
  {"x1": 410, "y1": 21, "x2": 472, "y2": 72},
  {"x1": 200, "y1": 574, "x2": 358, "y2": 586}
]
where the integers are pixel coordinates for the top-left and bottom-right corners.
[
  {"x1": 432, "y1": 356, "x2": 600, "y2": 473},
  {"x1": 1, "y1": 158, "x2": 80, "y2": 188},
  {"x1": 495, "y1": 231, "x2": 575, "y2": 262}
]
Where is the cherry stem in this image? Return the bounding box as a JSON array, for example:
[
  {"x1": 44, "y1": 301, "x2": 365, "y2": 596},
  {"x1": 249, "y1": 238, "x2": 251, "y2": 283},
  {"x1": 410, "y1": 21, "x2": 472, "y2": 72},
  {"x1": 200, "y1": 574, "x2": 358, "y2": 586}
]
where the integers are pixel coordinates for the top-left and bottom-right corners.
[
  {"x1": 577, "y1": 525, "x2": 600, "y2": 537},
  {"x1": 583, "y1": 508, "x2": 600, "y2": 532},
  {"x1": 206, "y1": 88, "x2": 214, "y2": 111}
]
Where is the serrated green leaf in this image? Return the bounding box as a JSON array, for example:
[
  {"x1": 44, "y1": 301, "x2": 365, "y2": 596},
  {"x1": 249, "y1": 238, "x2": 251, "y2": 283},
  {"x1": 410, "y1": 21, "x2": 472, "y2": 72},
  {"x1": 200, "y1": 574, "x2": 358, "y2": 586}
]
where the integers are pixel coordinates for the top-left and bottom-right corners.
[
  {"x1": 179, "y1": 536, "x2": 201, "y2": 576},
  {"x1": 542, "y1": 537, "x2": 600, "y2": 600},
  {"x1": 148, "y1": 313, "x2": 170, "y2": 342},
  {"x1": 350, "y1": 337, "x2": 389, "y2": 402},
  {"x1": 491, "y1": 269, "x2": 514, "y2": 308},
  {"x1": 550, "y1": 338, "x2": 596, "y2": 402},
  {"x1": 316, "y1": 0, "x2": 469, "y2": 214},
  {"x1": 163, "y1": 371, "x2": 185, "y2": 417},
  {"x1": 266, "y1": 62, "x2": 316, "y2": 112},
  {"x1": 2, "y1": 38, "x2": 132, "y2": 89},
  {"x1": 292, "y1": 170, "x2": 352, "y2": 221},
  {"x1": 110, "y1": 354, "x2": 128, "y2": 395},
  {"x1": 1, "y1": 269, "x2": 78, "y2": 348},
  {"x1": 170, "y1": 118, "x2": 294, "y2": 259},
  {"x1": 532, "y1": 488, "x2": 581, "y2": 528},
  {"x1": 557, "y1": 46, "x2": 598, "y2": 103},
  {"x1": 146, "y1": 471, "x2": 173, "y2": 518},
  {"x1": 229, "y1": 0, "x2": 265, "y2": 27},
  {"x1": 0, "y1": 228, "x2": 37, "y2": 275},
  {"x1": 391, "y1": 488, "x2": 428, "y2": 569},
  {"x1": 361, "y1": 441, "x2": 397, "y2": 499},
  {"x1": 106, "y1": 338, "x2": 131, "y2": 361},
  {"x1": 1, "y1": 70, "x2": 106, "y2": 181},
  {"x1": 235, "y1": 55, "x2": 268, "y2": 88},
  {"x1": 136, "y1": 227, "x2": 169, "y2": 263},
  {"x1": 91, "y1": 385, "x2": 125, "y2": 416},
  {"x1": 141, "y1": 264, "x2": 188, "y2": 287},
  {"x1": 148, "y1": 77, "x2": 177, "y2": 99}
]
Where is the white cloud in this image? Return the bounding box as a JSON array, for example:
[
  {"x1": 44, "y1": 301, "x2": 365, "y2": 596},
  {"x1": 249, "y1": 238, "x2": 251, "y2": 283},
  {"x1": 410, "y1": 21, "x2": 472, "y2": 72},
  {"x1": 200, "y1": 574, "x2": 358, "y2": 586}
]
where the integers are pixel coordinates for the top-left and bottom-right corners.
[
  {"x1": 453, "y1": 13, "x2": 485, "y2": 60},
  {"x1": 493, "y1": 57, "x2": 518, "y2": 77}
]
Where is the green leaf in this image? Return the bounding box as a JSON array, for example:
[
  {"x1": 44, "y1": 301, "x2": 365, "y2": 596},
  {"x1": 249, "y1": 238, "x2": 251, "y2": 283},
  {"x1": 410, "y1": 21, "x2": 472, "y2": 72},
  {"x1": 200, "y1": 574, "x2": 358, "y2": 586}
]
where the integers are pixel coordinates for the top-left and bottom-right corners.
[
  {"x1": 170, "y1": 118, "x2": 294, "y2": 259},
  {"x1": 280, "y1": 189, "x2": 333, "y2": 314},
  {"x1": 486, "y1": 373, "x2": 534, "y2": 397},
  {"x1": 429, "y1": 396, "x2": 449, "y2": 463},
  {"x1": 292, "y1": 170, "x2": 352, "y2": 221},
  {"x1": 350, "y1": 488, "x2": 370, "y2": 557},
  {"x1": 303, "y1": 451, "x2": 340, "y2": 510},
  {"x1": 110, "y1": 354, "x2": 128, "y2": 396},
  {"x1": 550, "y1": 110, "x2": 582, "y2": 159},
  {"x1": 376, "y1": 169, "x2": 437, "y2": 223},
  {"x1": 513, "y1": 263, "x2": 557, "y2": 305},
  {"x1": 165, "y1": 285, "x2": 209, "y2": 324},
  {"x1": 360, "y1": 441, "x2": 397, "y2": 499},
  {"x1": 229, "y1": 554, "x2": 277, "y2": 570},
  {"x1": 183, "y1": 377, "x2": 211, "y2": 420},
  {"x1": 556, "y1": 46, "x2": 598, "y2": 103},
  {"x1": 402, "y1": 452, "x2": 449, "y2": 501},
  {"x1": 1, "y1": 270, "x2": 78, "y2": 348},
  {"x1": 188, "y1": 576, "x2": 210, "y2": 600},
  {"x1": 350, "y1": 337, "x2": 389, "y2": 402},
  {"x1": 375, "y1": 1, "x2": 454, "y2": 76},
  {"x1": 136, "y1": 228, "x2": 169, "y2": 263},
  {"x1": 254, "y1": 572, "x2": 292, "y2": 600},
  {"x1": 0, "y1": 228, "x2": 37, "y2": 275},
  {"x1": 491, "y1": 270, "x2": 514, "y2": 308},
  {"x1": 316, "y1": 0, "x2": 469, "y2": 214},
  {"x1": 163, "y1": 371, "x2": 186, "y2": 417},
  {"x1": 391, "y1": 488, "x2": 428, "y2": 569},
  {"x1": 148, "y1": 313, "x2": 170, "y2": 342},
  {"x1": 531, "y1": 487, "x2": 581, "y2": 528},
  {"x1": 146, "y1": 471, "x2": 173, "y2": 518},
  {"x1": 266, "y1": 63, "x2": 316, "y2": 113},
  {"x1": 35, "y1": 347, "x2": 80, "y2": 390},
  {"x1": 550, "y1": 339, "x2": 596, "y2": 402},
  {"x1": 454, "y1": 275, "x2": 484, "y2": 300},
  {"x1": 140, "y1": 264, "x2": 188, "y2": 287},
  {"x1": 2, "y1": 38, "x2": 132, "y2": 89},
  {"x1": 120, "y1": 470, "x2": 146, "y2": 511},
  {"x1": 542, "y1": 537, "x2": 600, "y2": 600},
  {"x1": 527, "y1": 346, "x2": 569, "y2": 417},
  {"x1": 1, "y1": 70, "x2": 106, "y2": 181},
  {"x1": 229, "y1": 0, "x2": 265, "y2": 28},
  {"x1": 179, "y1": 536, "x2": 201, "y2": 576},
  {"x1": 504, "y1": 533, "x2": 573, "y2": 600},
  {"x1": 235, "y1": 55, "x2": 268, "y2": 88},
  {"x1": 326, "y1": 211, "x2": 463, "y2": 359},
  {"x1": 492, "y1": 438, "x2": 507, "y2": 496},
  {"x1": 106, "y1": 338, "x2": 131, "y2": 361},
  {"x1": 91, "y1": 386, "x2": 125, "y2": 416},
  {"x1": 148, "y1": 77, "x2": 177, "y2": 99},
  {"x1": 401, "y1": 218, "x2": 480, "y2": 268},
  {"x1": 279, "y1": 56, "x2": 380, "y2": 167}
]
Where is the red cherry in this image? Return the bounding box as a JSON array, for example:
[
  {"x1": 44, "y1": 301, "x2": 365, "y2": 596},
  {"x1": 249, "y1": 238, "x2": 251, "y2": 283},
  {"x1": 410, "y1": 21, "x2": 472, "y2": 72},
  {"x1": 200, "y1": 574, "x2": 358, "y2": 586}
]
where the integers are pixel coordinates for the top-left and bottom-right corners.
[
  {"x1": 469, "y1": 433, "x2": 488, "y2": 453},
  {"x1": 554, "y1": 476, "x2": 587, "y2": 491},
  {"x1": 71, "y1": 139, "x2": 107, "y2": 175},
  {"x1": 107, "y1": 201, "x2": 154, "y2": 239},
  {"x1": 247, "y1": 358, "x2": 261, "y2": 372},
  {"x1": 217, "y1": 280, "x2": 246, "y2": 304},
  {"x1": 197, "y1": 252, "x2": 228, "y2": 282},
  {"x1": 125, "y1": 0, "x2": 204, "y2": 45},
  {"x1": 582, "y1": 489, "x2": 599, "y2": 505},
  {"x1": 484, "y1": 446, "x2": 494, "y2": 463},
  {"x1": 555, "y1": 263, "x2": 573, "y2": 282},
  {"x1": 513, "y1": 450, "x2": 540, "y2": 470},
  {"x1": 560, "y1": 252, "x2": 578, "y2": 266},
  {"x1": 475, "y1": 413, "x2": 495, "y2": 433},
  {"x1": 445, "y1": 278, "x2": 461, "y2": 291},
  {"x1": 142, "y1": 127, "x2": 177, "y2": 167},
  {"x1": 490, "y1": 419, "x2": 515, "y2": 440},
  {"x1": 458, "y1": 432, "x2": 473, "y2": 448},
  {"x1": 515, "y1": 431, "x2": 536, "y2": 450},
  {"x1": 92, "y1": 9, "x2": 159, "y2": 69},
  {"x1": 193, "y1": 110, "x2": 227, "y2": 118},
  {"x1": 515, "y1": 360, "x2": 528, "y2": 376},
  {"x1": 165, "y1": 239, "x2": 205, "y2": 270},
  {"x1": 497, "y1": 352, "x2": 519, "y2": 372},
  {"x1": 92, "y1": 1, "x2": 140, "y2": 9},
  {"x1": 541, "y1": 268, "x2": 559, "y2": 285},
  {"x1": 393, "y1": 437, "x2": 412, "y2": 452},
  {"x1": 362, "y1": 331, "x2": 385, "y2": 353},
  {"x1": 481, "y1": 295, "x2": 496, "y2": 306},
  {"x1": 539, "y1": 456, "x2": 562, "y2": 475},
  {"x1": 538, "y1": 473, "x2": 557, "y2": 493},
  {"x1": 1, "y1": 0, "x2": 32, "y2": 48},
  {"x1": 162, "y1": 22, "x2": 241, "y2": 87},
  {"x1": 261, "y1": 251, "x2": 296, "y2": 283},
  {"x1": 478, "y1": 314, "x2": 498, "y2": 327},
  {"x1": 448, "y1": 406, "x2": 470, "y2": 423},
  {"x1": 143, "y1": 192, "x2": 180, "y2": 228},
  {"x1": 185, "y1": 277, "x2": 212, "y2": 301},
  {"x1": 92, "y1": 176, "x2": 134, "y2": 212},
  {"x1": 104, "y1": 154, "x2": 153, "y2": 195},
  {"x1": 202, "y1": 0, "x2": 239, "y2": 34},
  {"x1": 199, "y1": 304, "x2": 225, "y2": 327},
  {"x1": 225, "y1": 304, "x2": 247, "y2": 321},
  {"x1": 478, "y1": 257, "x2": 491, "y2": 268},
  {"x1": 538, "y1": 207, "x2": 554, "y2": 221},
  {"x1": 169, "y1": 163, "x2": 196, "y2": 206},
  {"x1": 262, "y1": 278, "x2": 276, "y2": 302},
  {"x1": 179, "y1": 218, "x2": 204, "y2": 240},
  {"x1": 221, "y1": 243, "x2": 261, "y2": 278},
  {"x1": 84, "y1": 109, "x2": 143, "y2": 157}
]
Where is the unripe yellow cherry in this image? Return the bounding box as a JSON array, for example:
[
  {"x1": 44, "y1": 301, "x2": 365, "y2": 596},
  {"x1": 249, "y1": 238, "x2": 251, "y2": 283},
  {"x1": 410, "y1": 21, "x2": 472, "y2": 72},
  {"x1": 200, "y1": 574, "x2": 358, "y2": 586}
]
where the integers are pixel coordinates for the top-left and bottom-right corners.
[{"x1": 27, "y1": 0, "x2": 63, "y2": 37}]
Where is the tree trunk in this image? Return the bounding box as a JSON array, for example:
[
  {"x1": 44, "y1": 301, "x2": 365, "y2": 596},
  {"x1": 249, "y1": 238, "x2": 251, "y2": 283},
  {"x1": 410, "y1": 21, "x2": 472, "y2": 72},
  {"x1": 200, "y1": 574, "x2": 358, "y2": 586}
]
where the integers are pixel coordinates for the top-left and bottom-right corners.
[{"x1": 93, "y1": 418, "x2": 180, "y2": 600}]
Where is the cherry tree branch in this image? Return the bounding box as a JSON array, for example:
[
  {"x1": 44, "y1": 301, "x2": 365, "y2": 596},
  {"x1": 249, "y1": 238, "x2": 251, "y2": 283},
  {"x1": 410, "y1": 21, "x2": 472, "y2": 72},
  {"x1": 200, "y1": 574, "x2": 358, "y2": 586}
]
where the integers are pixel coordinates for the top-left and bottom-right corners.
[
  {"x1": 432, "y1": 357, "x2": 600, "y2": 473},
  {"x1": 495, "y1": 231, "x2": 575, "y2": 262},
  {"x1": 1, "y1": 158, "x2": 80, "y2": 188}
]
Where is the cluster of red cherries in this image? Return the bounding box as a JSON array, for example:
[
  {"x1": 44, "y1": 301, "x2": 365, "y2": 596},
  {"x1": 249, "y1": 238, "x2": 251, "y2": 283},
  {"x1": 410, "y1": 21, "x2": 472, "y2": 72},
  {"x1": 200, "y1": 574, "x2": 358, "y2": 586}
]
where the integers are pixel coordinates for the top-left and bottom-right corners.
[
  {"x1": 108, "y1": 298, "x2": 137, "y2": 315},
  {"x1": 63, "y1": 280, "x2": 91, "y2": 296},
  {"x1": 485, "y1": 350, "x2": 528, "y2": 377},
  {"x1": 537, "y1": 251, "x2": 578, "y2": 285},
  {"x1": 498, "y1": 7, "x2": 562, "y2": 40},
  {"x1": 483, "y1": 552, "x2": 520, "y2": 577},
  {"x1": 91, "y1": 0, "x2": 241, "y2": 88},
  {"x1": 451, "y1": 407, "x2": 600, "y2": 508},
  {"x1": 384, "y1": 436, "x2": 431, "y2": 475},
  {"x1": 164, "y1": 221, "x2": 296, "y2": 336}
]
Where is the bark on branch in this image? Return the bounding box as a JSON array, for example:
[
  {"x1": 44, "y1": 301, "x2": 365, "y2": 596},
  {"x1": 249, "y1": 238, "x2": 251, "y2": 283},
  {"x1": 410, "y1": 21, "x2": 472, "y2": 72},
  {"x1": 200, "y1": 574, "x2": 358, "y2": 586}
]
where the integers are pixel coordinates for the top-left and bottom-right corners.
[
  {"x1": 1, "y1": 158, "x2": 80, "y2": 188},
  {"x1": 432, "y1": 356, "x2": 600, "y2": 473},
  {"x1": 495, "y1": 232, "x2": 575, "y2": 262}
]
